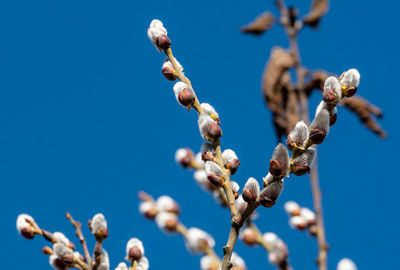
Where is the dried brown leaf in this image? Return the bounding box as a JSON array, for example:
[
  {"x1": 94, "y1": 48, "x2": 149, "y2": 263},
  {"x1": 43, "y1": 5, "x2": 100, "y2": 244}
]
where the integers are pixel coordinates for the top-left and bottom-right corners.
[
  {"x1": 303, "y1": 0, "x2": 329, "y2": 28},
  {"x1": 262, "y1": 47, "x2": 297, "y2": 139},
  {"x1": 241, "y1": 11, "x2": 275, "y2": 35},
  {"x1": 304, "y1": 70, "x2": 329, "y2": 96}
]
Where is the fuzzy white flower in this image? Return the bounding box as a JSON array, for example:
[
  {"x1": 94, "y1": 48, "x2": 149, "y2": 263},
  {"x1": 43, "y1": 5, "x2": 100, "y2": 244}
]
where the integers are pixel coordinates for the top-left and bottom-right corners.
[
  {"x1": 195, "y1": 152, "x2": 205, "y2": 169},
  {"x1": 53, "y1": 243, "x2": 73, "y2": 258},
  {"x1": 115, "y1": 262, "x2": 128, "y2": 270},
  {"x1": 162, "y1": 57, "x2": 182, "y2": 72},
  {"x1": 136, "y1": 257, "x2": 149, "y2": 270},
  {"x1": 262, "y1": 232, "x2": 279, "y2": 247},
  {"x1": 16, "y1": 214, "x2": 35, "y2": 238},
  {"x1": 259, "y1": 179, "x2": 284, "y2": 208},
  {"x1": 300, "y1": 207, "x2": 316, "y2": 224},
  {"x1": 263, "y1": 172, "x2": 275, "y2": 186},
  {"x1": 291, "y1": 147, "x2": 316, "y2": 176},
  {"x1": 200, "y1": 255, "x2": 218, "y2": 270},
  {"x1": 139, "y1": 200, "x2": 156, "y2": 215},
  {"x1": 126, "y1": 238, "x2": 144, "y2": 260},
  {"x1": 235, "y1": 195, "x2": 248, "y2": 213},
  {"x1": 97, "y1": 249, "x2": 110, "y2": 270},
  {"x1": 230, "y1": 181, "x2": 240, "y2": 193},
  {"x1": 173, "y1": 82, "x2": 195, "y2": 107},
  {"x1": 284, "y1": 201, "x2": 300, "y2": 216},
  {"x1": 175, "y1": 148, "x2": 194, "y2": 167},
  {"x1": 205, "y1": 161, "x2": 223, "y2": 177},
  {"x1": 287, "y1": 120, "x2": 309, "y2": 150},
  {"x1": 289, "y1": 215, "x2": 308, "y2": 229},
  {"x1": 242, "y1": 177, "x2": 260, "y2": 202},
  {"x1": 53, "y1": 232, "x2": 74, "y2": 250},
  {"x1": 222, "y1": 149, "x2": 238, "y2": 165},
  {"x1": 200, "y1": 103, "x2": 219, "y2": 118},
  {"x1": 194, "y1": 170, "x2": 211, "y2": 191},
  {"x1": 231, "y1": 252, "x2": 246, "y2": 268},
  {"x1": 185, "y1": 227, "x2": 215, "y2": 254},
  {"x1": 270, "y1": 143, "x2": 290, "y2": 177},
  {"x1": 340, "y1": 68, "x2": 360, "y2": 90},
  {"x1": 198, "y1": 114, "x2": 222, "y2": 141},
  {"x1": 147, "y1": 19, "x2": 168, "y2": 52},
  {"x1": 201, "y1": 142, "x2": 215, "y2": 154},
  {"x1": 155, "y1": 212, "x2": 177, "y2": 233},
  {"x1": 156, "y1": 195, "x2": 178, "y2": 213},
  {"x1": 337, "y1": 258, "x2": 357, "y2": 270},
  {"x1": 91, "y1": 213, "x2": 107, "y2": 235},
  {"x1": 309, "y1": 109, "x2": 330, "y2": 144},
  {"x1": 49, "y1": 254, "x2": 64, "y2": 270},
  {"x1": 323, "y1": 76, "x2": 342, "y2": 104}
]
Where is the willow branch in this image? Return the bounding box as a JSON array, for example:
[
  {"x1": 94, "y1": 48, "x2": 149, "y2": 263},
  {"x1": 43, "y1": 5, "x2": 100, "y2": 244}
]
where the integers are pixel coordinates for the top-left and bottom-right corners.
[{"x1": 66, "y1": 212, "x2": 92, "y2": 267}]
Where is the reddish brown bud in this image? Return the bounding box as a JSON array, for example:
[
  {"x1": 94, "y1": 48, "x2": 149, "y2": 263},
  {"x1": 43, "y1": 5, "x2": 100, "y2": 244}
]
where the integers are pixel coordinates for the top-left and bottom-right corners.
[
  {"x1": 227, "y1": 159, "x2": 240, "y2": 175},
  {"x1": 329, "y1": 113, "x2": 337, "y2": 126},
  {"x1": 241, "y1": 230, "x2": 258, "y2": 246},
  {"x1": 233, "y1": 191, "x2": 239, "y2": 200},
  {"x1": 207, "y1": 174, "x2": 223, "y2": 188},
  {"x1": 156, "y1": 34, "x2": 171, "y2": 51},
  {"x1": 242, "y1": 189, "x2": 256, "y2": 203},
  {"x1": 286, "y1": 135, "x2": 294, "y2": 151},
  {"x1": 345, "y1": 87, "x2": 357, "y2": 97},
  {"x1": 144, "y1": 208, "x2": 158, "y2": 220},
  {"x1": 61, "y1": 254, "x2": 74, "y2": 265},
  {"x1": 205, "y1": 123, "x2": 222, "y2": 141},
  {"x1": 21, "y1": 227, "x2": 35, "y2": 239},
  {"x1": 161, "y1": 66, "x2": 175, "y2": 81},
  {"x1": 178, "y1": 88, "x2": 195, "y2": 107},
  {"x1": 42, "y1": 246, "x2": 53, "y2": 255},
  {"x1": 54, "y1": 258, "x2": 67, "y2": 269},
  {"x1": 259, "y1": 181, "x2": 283, "y2": 208},
  {"x1": 292, "y1": 165, "x2": 311, "y2": 176},
  {"x1": 269, "y1": 159, "x2": 284, "y2": 177},
  {"x1": 165, "y1": 219, "x2": 177, "y2": 232},
  {"x1": 322, "y1": 88, "x2": 337, "y2": 104},
  {"x1": 202, "y1": 152, "x2": 216, "y2": 162},
  {"x1": 309, "y1": 128, "x2": 327, "y2": 144},
  {"x1": 128, "y1": 246, "x2": 142, "y2": 261}
]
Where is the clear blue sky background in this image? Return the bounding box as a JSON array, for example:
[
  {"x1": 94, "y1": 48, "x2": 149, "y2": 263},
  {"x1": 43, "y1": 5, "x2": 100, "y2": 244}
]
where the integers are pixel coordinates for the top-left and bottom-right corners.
[{"x1": 1, "y1": 0, "x2": 398, "y2": 269}]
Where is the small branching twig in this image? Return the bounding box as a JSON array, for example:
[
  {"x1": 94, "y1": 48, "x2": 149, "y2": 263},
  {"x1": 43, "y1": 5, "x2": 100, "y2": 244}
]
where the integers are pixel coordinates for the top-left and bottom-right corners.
[{"x1": 66, "y1": 212, "x2": 92, "y2": 267}]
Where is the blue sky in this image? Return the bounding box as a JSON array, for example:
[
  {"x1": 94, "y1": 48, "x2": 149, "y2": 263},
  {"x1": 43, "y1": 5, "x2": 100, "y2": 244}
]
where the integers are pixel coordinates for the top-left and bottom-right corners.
[{"x1": 1, "y1": 0, "x2": 399, "y2": 269}]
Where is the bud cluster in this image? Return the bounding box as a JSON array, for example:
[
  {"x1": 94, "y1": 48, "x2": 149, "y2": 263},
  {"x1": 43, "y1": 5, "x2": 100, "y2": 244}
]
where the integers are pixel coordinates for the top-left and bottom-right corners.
[
  {"x1": 337, "y1": 258, "x2": 358, "y2": 270},
  {"x1": 284, "y1": 201, "x2": 316, "y2": 234},
  {"x1": 123, "y1": 238, "x2": 149, "y2": 270}
]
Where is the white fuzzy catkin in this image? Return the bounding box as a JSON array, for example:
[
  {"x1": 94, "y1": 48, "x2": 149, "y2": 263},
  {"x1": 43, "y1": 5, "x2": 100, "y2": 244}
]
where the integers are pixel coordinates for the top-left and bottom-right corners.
[
  {"x1": 292, "y1": 147, "x2": 316, "y2": 168},
  {"x1": 139, "y1": 200, "x2": 156, "y2": 215},
  {"x1": 155, "y1": 212, "x2": 177, "y2": 233},
  {"x1": 147, "y1": 19, "x2": 167, "y2": 52},
  {"x1": 262, "y1": 232, "x2": 279, "y2": 247},
  {"x1": 300, "y1": 207, "x2": 316, "y2": 224},
  {"x1": 173, "y1": 82, "x2": 192, "y2": 107},
  {"x1": 193, "y1": 170, "x2": 209, "y2": 190},
  {"x1": 222, "y1": 149, "x2": 238, "y2": 165},
  {"x1": 243, "y1": 177, "x2": 260, "y2": 198},
  {"x1": 49, "y1": 254, "x2": 63, "y2": 270},
  {"x1": 231, "y1": 252, "x2": 246, "y2": 268},
  {"x1": 136, "y1": 257, "x2": 149, "y2": 270},
  {"x1": 198, "y1": 114, "x2": 218, "y2": 140},
  {"x1": 162, "y1": 57, "x2": 182, "y2": 72},
  {"x1": 16, "y1": 213, "x2": 34, "y2": 233},
  {"x1": 91, "y1": 213, "x2": 107, "y2": 234},
  {"x1": 284, "y1": 201, "x2": 300, "y2": 215},
  {"x1": 126, "y1": 238, "x2": 145, "y2": 259},
  {"x1": 310, "y1": 109, "x2": 330, "y2": 133},
  {"x1": 53, "y1": 243, "x2": 73, "y2": 258},
  {"x1": 185, "y1": 227, "x2": 215, "y2": 254},
  {"x1": 200, "y1": 255, "x2": 215, "y2": 270},
  {"x1": 337, "y1": 258, "x2": 358, "y2": 270},
  {"x1": 289, "y1": 215, "x2": 308, "y2": 229},
  {"x1": 115, "y1": 262, "x2": 128, "y2": 270},
  {"x1": 230, "y1": 181, "x2": 240, "y2": 193},
  {"x1": 340, "y1": 69, "x2": 360, "y2": 89},
  {"x1": 156, "y1": 195, "x2": 176, "y2": 213},
  {"x1": 235, "y1": 195, "x2": 248, "y2": 213},
  {"x1": 271, "y1": 143, "x2": 290, "y2": 176},
  {"x1": 288, "y1": 121, "x2": 309, "y2": 147},
  {"x1": 205, "y1": 161, "x2": 223, "y2": 176},
  {"x1": 53, "y1": 232, "x2": 71, "y2": 248},
  {"x1": 324, "y1": 76, "x2": 342, "y2": 101},
  {"x1": 200, "y1": 103, "x2": 218, "y2": 118},
  {"x1": 175, "y1": 148, "x2": 192, "y2": 164},
  {"x1": 195, "y1": 152, "x2": 205, "y2": 168},
  {"x1": 97, "y1": 249, "x2": 110, "y2": 270}
]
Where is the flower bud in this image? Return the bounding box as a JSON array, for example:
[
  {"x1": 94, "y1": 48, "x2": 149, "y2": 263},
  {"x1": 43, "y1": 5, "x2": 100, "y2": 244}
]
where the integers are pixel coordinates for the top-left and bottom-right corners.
[
  {"x1": 147, "y1": 19, "x2": 169, "y2": 52},
  {"x1": 235, "y1": 195, "x2": 248, "y2": 214},
  {"x1": 289, "y1": 215, "x2": 308, "y2": 230},
  {"x1": 155, "y1": 212, "x2": 178, "y2": 233},
  {"x1": 222, "y1": 149, "x2": 240, "y2": 175},
  {"x1": 242, "y1": 177, "x2": 260, "y2": 203},
  {"x1": 126, "y1": 238, "x2": 144, "y2": 261},
  {"x1": 175, "y1": 148, "x2": 195, "y2": 168},
  {"x1": 337, "y1": 258, "x2": 358, "y2": 270},
  {"x1": 16, "y1": 214, "x2": 36, "y2": 239},
  {"x1": 230, "y1": 181, "x2": 240, "y2": 199},
  {"x1": 194, "y1": 170, "x2": 215, "y2": 191},
  {"x1": 200, "y1": 255, "x2": 219, "y2": 270},
  {"x1": 156, "y1": 195, "x2": 180, "y2": 215},
  {"x1": 198, "y1": 114, "x2": 222, "y2": 141},
  {"x1": 136, "y1": 257, "x2": 149, "y2": 270},
  {"x1": 201, "y1": 142, "x2": 217, "y2": 162},
  {"x1": 240, "y1": 228, "x2": 258, "y2": 246},
  {"x1": 309, "y1": 109, "x2": 330, "y2": 144},
  {"x1": 173, "y1": 82, "x2": 195, "y2": 108},
  {"x1": 259, "y1": 180, "x2": 284, "y2": 208},
  {"x1": 200, "y1": 103, "x2": 220, "y2": 124},
  {"x1": 339, "y1": 68, "x2": 360, "y2": 97},
  {"x1": 42, "y1": 246, "x2": 54, "y2": 255},
  {"x1": 269, "y1": 144, "x2": 289, "y2": 177},
  {"x1": 316, "y1": 101, "x2": 338, "y2": 126},
  {"x1": 284, "y1": 201, "x2": 300, "y2": 216},
  {"x1": 90, "y1": 213, "x2": 108, "y2": 241},
  {"x1": 262, "y1": 172, "x2": 275, "y2": 188},
  {"x1": 185, "y1": 227, "x2": 215, "y2": 254},
  {"x1": 231, "y1": 252, "x2": 246, "y2": 270},
  {"x1": 287, "y1": 121, "x2": 309, "y2": 151},
  {"x1": 194, "y1": 152, "x2": 205, "y2": 169},
  {"x1": 322, "y1": 76, "x2": 342, "y2": 105},
  {"x1": 291, "y1": 147, "x2": 316, "y2": 176},
  {"x1": 139, "y1": 200, "x2": 158, "y2": 220},
  {"x1": 262, "y1": 232, "x2": 278, "y2": 247},
  {"x1": 300, "y1": 207, "x2": 316, "y2": 225},
  {"x1": 53, "y1": 232, "x2": 75, "y2": 250},
  {"x1": 115, "y1": 262, "x2": 128, "y2": 270},
  {"x1": 161, "y1": 58, "x2": 182, "y2": 81},
  {"x1": 205, "y1": 161, "x2": 224, "y2": 188}
]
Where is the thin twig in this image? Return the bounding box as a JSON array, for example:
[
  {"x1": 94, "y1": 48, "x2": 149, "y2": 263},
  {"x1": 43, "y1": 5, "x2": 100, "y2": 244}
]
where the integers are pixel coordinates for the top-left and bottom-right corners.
[{"x1": 66, "y1": 212, "x2": 92, "y2": 267}]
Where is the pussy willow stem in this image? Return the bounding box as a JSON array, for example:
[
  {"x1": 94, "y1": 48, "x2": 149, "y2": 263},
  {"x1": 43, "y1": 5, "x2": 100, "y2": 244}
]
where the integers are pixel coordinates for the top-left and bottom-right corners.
[
  {"x1": 66, "y1": 213, "x2": 92, "y2": 267},
  {"x1": 276, "y1": 1, "x2": 328, "y2": 269}
]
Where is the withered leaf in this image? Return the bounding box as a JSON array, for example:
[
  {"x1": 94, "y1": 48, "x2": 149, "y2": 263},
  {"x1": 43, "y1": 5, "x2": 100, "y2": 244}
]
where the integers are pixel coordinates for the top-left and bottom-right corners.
[
  {"x1": 303, "y1": 0, "x2": 329, "y2": 28},
  {"x1": 241, "y1": 11, "x2": 275, "y2": 35}
]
